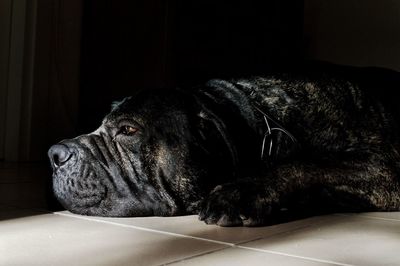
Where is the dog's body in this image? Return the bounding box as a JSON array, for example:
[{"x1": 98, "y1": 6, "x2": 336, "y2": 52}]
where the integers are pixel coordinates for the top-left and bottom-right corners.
[{"x1": 49, "y1": 72, "x2": 400, "y2": 226}]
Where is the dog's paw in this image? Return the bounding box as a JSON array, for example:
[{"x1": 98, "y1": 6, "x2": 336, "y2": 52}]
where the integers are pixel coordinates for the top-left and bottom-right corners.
[
  {"x1": 199, "y1": 184, "x2": 278, "y2": 227},
  {"x1": 198, "y1": 185, "x2": 243, "y2": 226}
]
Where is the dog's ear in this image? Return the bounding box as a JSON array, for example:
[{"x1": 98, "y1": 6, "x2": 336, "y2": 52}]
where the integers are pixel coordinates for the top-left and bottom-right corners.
[
  {"x1": 110, "y1": 97, "x2": 132, "y2": 111},
  {"x1": 196, "y1": 107, "x2": 239, "y2": 168},
  {"x1": 111, "y1": 101, "x2": 121, "y2": 111}
]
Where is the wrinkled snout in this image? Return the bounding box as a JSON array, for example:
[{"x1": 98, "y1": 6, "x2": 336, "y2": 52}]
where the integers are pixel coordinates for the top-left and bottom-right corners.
[
  {"x1": 48, "y1": 139, "x2": 111, "y2": 215},
  {"x1": 47, "y1": 119, "x2": 181, "y2": 217}
]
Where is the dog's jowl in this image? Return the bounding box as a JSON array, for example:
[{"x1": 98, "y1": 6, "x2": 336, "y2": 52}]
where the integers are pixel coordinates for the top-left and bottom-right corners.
[{"x1": 48, "y1": 74, "x2": 400, "y2": 226}]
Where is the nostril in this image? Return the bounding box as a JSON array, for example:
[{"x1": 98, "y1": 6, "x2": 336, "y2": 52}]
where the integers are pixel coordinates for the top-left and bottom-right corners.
[{"x1": 48, "y1": 144, "x2": 72, "y2": 168}]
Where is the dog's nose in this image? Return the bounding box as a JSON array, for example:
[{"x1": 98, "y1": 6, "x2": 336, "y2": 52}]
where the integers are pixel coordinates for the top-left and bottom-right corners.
[{"x1": 48, "y1": 144, "x2": 72, "y2": 168}]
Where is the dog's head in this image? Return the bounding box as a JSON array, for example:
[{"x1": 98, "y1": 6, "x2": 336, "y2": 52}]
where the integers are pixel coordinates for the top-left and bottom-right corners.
[{"x1": 48, "y1": 89, "x2": 237, "y2": 217}]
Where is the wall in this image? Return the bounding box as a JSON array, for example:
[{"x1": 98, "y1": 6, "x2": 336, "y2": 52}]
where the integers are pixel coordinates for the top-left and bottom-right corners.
[
  {"x1": 304, "y1": 0, "x2": 400, "y2": 71},
  {"x1": 27, "y1": 0, "x2": 82, "y2": 161},
  {"x1": 0, "y1": 0, "x2": 31, "y2": 161},
  {"x1": 0, "y1": 0, "x2": 12, "y2": 160},
  {"x1": 0, "y1": 0, "x2": 82, "y2": 162}
]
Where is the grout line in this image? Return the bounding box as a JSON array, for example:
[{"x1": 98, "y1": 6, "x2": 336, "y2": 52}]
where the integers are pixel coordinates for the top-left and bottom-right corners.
[
  {"x1": 164, "y1": 244, "x2": 355, "y2": 266},
  {"x1": 236, "y1": 246, "x2": 357, "y2": 266},
  {"x1": 55, "y1": 212, "x2": 352, "y2": 266},
  {"x1": 335, "y1": 213, "x2": 400, "y2": 222},
  {"x1": 163, "y1": 224, "x2": 321, "y2": 266},
  {"x1": 161, "y1": 246, "x2": 231, "y2": 266},
  {"x1": 54, "y1": 212, "x2": 236, "y2": 247}
]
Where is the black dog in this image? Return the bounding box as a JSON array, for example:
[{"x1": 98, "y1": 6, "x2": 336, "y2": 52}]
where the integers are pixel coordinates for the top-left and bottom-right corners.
[{"x1": 48, "y1": 71, "x2": 400, "y2": 226}]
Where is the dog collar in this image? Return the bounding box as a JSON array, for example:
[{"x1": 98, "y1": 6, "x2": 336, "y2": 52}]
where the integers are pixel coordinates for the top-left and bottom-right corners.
[{"x1": 253, "y1": 104, "x2": 296, "y2": 160}]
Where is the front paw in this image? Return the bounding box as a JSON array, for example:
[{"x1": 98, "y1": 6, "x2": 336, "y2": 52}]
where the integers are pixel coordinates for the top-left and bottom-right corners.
[
  {"x1": 199, "y1": 184, "x2": 277, "y2": 227},
  {"x1": 199, "y1": 185, "x2": 243, "y2": 226}
]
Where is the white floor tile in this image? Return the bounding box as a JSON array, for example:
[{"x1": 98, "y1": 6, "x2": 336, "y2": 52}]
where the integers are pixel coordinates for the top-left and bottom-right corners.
[
  {"x1": 240, "y1": 214, "x2": 400, "y2": 266},
  {"x1": 351, "y1": 212, "x2": 400, "y2": 221},
  {"x1": 61, "y1": 211, "x2": 332, "y2": 245},
  {"x1": 168, "y1": 246, "x2": 338, "y2": 266},
  {"x1": 0, "y1": 213, "x2": 226, "y2": 266}
]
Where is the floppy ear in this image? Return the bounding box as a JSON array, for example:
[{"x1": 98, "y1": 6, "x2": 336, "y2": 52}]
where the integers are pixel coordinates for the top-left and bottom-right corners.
[
  {"x1": 111, "y1": 101, "x2": 122, "y2": 111},
  {"x1": 196, "y1": 106, "x2": 239, "y2": 168},
  {"x1": 111, "y1": 97, "x2": 132, "y2": 111}
]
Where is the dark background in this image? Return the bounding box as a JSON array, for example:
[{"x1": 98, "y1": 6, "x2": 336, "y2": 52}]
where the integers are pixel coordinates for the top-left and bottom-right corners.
[
  {"x1": 0, "y1": 0, "x2": 307, "y2": 162},
  {"x1": 1, "y1": 0, "x2": 400, "y2": 211},
  {"x1": 1, "y1": 0, "x2": 400, "y2": 162},
  {"x1": 79, "y1": 0, "x2": 304, "y2": 132}
]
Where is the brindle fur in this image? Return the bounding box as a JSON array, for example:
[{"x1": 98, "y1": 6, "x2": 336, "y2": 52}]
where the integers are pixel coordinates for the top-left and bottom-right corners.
[{"x1": 49, "y1": 71, "x2": 400, "y2": 226}]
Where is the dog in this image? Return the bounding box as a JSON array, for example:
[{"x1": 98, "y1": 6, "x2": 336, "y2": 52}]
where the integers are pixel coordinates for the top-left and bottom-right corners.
[{"x1": 48, "y1": 70, "x2": 400, "y2": 226}]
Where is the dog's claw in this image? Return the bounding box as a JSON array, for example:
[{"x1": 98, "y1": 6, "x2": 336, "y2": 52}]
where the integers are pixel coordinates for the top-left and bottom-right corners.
[{"x1": 217, "y1": 214, "x2": 243, "y2": 227}]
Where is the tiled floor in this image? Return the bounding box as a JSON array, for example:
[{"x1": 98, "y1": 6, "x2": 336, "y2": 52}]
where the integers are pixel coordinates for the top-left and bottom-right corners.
[
  {"x1": 1, "y1": 209, "x2": 400, "y2": 266},
  {"x1": 1, "y1": 164, "x2": 400, "y2": 265}
]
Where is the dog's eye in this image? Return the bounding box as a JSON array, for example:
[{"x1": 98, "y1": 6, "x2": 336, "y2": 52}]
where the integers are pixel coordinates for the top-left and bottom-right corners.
[{"x1": 119, "y1": 125, "x2": 138, "y2": 136}]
